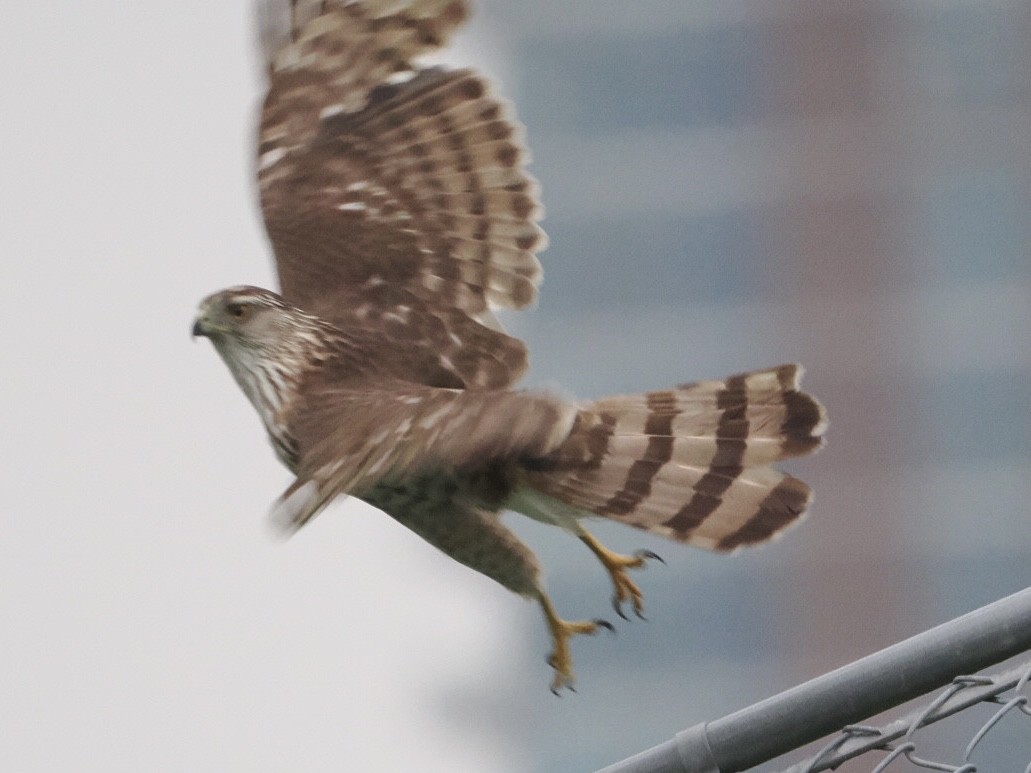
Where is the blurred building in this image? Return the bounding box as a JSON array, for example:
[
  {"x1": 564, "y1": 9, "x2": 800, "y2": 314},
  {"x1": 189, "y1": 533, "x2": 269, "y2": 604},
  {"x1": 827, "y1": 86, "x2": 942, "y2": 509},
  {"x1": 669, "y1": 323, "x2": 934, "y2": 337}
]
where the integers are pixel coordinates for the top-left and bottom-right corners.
[{"x1": 472, "y1": 1, "x2": 1031, "y2": 769}]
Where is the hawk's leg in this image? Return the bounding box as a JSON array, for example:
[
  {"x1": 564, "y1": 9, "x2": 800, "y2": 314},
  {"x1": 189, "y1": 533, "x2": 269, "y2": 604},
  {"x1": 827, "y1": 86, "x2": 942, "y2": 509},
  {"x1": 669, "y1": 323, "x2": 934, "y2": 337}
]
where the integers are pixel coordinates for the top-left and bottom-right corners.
[
  {"x1": 368, "y1": 482, "x2": 618, "y2": 691},
  {"x1": 578, "y1": 529, "x2": 663, "y2": 620},
  {"x1": 536, "y1": 591, "x2": 613, "y2": 694}
]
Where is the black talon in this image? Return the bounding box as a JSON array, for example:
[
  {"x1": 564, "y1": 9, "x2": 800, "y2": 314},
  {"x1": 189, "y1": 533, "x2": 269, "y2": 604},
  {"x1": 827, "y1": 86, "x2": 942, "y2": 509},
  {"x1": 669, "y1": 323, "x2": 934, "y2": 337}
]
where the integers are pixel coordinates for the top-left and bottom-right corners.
[
  {"x1": 612, "y1": 597, "x2": 629, "y2": 620},
  {"x1": 636, "y1": 549, "x2": 665, "y2": 565},
  {"x1": 594, "y1": 619, "x2": 616, "y2": 635},
  {"x1": 634, "y1": 607, "x2": 648, "y2": 622}
]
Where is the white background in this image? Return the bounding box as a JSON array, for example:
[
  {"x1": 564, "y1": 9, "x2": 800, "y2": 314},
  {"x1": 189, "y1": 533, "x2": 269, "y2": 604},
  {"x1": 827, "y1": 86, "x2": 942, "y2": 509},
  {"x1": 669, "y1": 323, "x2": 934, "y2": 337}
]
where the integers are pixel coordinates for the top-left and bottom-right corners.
[{"x1": 1, "y1": 3, "x2": 527, "y2": 770}]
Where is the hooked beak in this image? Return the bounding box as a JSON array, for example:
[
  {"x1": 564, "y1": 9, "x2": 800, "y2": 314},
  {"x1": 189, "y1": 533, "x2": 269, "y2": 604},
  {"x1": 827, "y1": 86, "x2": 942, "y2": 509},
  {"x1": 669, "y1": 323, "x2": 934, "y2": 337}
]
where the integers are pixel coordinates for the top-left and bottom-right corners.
[{"x1": 191, "y1": 317, "x2": 209, "y2": 340}]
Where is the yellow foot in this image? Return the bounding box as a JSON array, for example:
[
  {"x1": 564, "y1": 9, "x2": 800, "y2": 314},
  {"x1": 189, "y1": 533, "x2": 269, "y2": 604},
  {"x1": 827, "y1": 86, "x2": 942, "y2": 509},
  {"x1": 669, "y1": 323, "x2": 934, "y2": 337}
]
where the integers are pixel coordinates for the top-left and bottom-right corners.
[
  {"x1": 538, "y1": 593, "x2": 614, "y2": 695},
  {"x1": 579, "y1": 532, "x2": 665, "y2": 620}
]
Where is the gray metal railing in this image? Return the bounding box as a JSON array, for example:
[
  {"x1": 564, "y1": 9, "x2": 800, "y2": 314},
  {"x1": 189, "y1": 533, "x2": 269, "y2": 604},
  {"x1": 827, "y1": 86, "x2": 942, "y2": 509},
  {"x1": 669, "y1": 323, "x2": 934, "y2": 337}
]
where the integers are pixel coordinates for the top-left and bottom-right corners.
[{"x1": 597, "y1": 586, "x2": 1031, "y2": 773}]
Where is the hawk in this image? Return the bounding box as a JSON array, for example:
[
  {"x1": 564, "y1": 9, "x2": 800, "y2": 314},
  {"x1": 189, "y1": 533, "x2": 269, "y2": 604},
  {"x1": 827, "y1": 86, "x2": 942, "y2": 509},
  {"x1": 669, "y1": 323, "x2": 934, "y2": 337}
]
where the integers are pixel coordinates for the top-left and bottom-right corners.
[{"x1": 193, "y1": 0, "x2": 827, "y2": 693}]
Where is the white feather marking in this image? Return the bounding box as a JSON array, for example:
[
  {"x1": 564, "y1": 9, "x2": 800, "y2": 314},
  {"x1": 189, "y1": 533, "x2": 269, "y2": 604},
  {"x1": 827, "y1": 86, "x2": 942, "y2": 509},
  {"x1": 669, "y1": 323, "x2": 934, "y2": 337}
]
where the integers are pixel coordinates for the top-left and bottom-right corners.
[
  {"x1": 419, "y1": 404, "x2": 454, "y2": 428},
  {"x1": 259, "y1": 147, "x2": 287, "y2": 170},
  {"x1": 320, "y1": 104, "x2": 345, "y2": 120},
  {"x1": 363, "y1": 454, "x2": 392, "y2": 479},
  {"x1": 385, "y1": 70, "x2": 416, "y2": 87}
]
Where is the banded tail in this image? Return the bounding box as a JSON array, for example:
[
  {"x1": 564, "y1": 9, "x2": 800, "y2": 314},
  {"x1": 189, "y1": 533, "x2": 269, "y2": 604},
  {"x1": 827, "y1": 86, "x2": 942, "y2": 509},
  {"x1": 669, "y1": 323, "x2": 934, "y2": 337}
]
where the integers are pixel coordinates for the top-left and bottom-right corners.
[{"x1": 525, "y1": 364, "x2": 827, "y2": 552}]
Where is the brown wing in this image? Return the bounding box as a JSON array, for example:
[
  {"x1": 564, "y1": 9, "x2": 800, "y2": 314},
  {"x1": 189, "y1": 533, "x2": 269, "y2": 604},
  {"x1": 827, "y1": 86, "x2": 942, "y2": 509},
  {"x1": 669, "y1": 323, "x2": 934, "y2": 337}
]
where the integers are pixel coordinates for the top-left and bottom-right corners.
[
  {"x1": 271, "y1": 383, "x2": 575, "y2": 532},
  {"x1": 314, "y1": 281, "x2": 531, "y2": 390},
  {"x1": 257, "y1": 0, "x2": 545, "y2": 330}
]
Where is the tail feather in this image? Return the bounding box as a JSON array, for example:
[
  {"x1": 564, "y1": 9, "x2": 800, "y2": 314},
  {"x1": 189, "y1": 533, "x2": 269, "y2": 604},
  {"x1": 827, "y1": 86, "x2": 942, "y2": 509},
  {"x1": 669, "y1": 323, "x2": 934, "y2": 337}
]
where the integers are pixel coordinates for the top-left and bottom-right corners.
[{"x1": 524, "y1": 364, "x2": 826, "y2": 552}]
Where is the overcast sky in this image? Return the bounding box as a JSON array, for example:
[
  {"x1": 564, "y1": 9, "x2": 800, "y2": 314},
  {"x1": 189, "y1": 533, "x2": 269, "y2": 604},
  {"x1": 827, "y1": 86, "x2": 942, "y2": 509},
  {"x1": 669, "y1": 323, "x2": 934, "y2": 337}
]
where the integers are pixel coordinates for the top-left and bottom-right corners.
[{"x1": 0, "y1": 3, "x2": 536, "y2": 770}]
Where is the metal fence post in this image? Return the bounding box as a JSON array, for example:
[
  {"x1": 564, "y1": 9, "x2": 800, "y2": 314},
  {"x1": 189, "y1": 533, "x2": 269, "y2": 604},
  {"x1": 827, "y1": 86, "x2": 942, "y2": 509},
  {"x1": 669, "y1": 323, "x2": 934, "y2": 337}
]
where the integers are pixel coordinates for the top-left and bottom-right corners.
[{"x1": 597, "y1": 586, "x2": 1031, "y2": 773}]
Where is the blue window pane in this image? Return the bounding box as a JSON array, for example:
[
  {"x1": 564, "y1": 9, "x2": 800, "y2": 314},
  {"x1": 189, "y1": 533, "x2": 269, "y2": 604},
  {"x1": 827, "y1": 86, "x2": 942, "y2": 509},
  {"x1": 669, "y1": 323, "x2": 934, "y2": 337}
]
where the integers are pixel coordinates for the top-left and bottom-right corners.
[
  {"x1": 541, "y1": 211, "x2": 761, "y2": 309},
  {"x1": 924, "y1": 6, "x2": 1031, "y2": 107},
  {"x1": 930, "y1": 557, "x2": 1030, "y2": 619},
  {"x1": 927, "y1": 369, "x2": 1031, "y2": 464},
  {"x1": 519, "y1": 25, "x2": 764, "y2": 131},
  {"x1": 924, "y1": 172, "x2": 1029, "y2": 283}
]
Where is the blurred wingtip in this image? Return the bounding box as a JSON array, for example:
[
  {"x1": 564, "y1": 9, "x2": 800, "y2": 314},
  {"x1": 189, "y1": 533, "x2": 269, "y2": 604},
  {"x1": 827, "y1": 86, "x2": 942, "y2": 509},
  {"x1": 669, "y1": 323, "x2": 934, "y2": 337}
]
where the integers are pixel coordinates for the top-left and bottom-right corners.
[{"x1": 268, "y1": 478, "x2": 321, "y2": 538}]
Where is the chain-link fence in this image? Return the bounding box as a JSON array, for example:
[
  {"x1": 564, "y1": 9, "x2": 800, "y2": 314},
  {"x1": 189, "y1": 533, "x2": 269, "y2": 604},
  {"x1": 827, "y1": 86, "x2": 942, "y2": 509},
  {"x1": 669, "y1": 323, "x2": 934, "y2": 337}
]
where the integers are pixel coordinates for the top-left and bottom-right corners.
[
  {"x1": 787, "y1": 660, "x2": 1031, "y2": 772},
  {"x1": 597, "y1": 587, "x2": 1031, "y2": 773}
]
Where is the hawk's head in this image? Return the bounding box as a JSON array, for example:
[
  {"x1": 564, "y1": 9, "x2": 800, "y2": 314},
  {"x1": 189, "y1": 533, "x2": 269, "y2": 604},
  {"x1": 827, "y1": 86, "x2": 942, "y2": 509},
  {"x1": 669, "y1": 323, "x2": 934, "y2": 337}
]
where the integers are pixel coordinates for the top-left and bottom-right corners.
[
  {"x1": 191, "y1": 286, "x2": 297, "y2": 348},
  {"x1": 193, "y1": 285, "x2": 335, "y2": 467}
]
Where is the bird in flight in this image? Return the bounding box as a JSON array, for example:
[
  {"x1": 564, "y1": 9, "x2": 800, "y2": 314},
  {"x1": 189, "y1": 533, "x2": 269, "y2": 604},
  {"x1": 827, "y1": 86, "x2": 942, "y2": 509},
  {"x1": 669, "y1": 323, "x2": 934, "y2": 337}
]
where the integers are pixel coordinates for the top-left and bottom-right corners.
[{"x1": 193, "y1": 0, "x2": 827, "y2": 693}]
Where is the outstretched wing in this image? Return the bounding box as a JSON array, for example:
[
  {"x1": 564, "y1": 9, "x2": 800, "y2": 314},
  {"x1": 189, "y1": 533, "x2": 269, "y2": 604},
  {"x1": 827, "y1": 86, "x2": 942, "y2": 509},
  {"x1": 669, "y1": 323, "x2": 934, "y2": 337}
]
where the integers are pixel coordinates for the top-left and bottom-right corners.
[
  {"x1": 257, "y1": 0, "x2": 545, "y2": 329},
  {"x1": 271, "y1": 383, "x2": 575, "y2": 532}
]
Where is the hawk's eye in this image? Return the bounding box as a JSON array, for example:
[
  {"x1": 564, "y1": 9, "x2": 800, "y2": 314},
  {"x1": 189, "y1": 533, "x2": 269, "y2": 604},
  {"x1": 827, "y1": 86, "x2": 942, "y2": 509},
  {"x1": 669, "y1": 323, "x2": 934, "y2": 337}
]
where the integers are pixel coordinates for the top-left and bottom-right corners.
[{"x1": 226, "y1": 302, "x2": 251, "y2": 320}]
